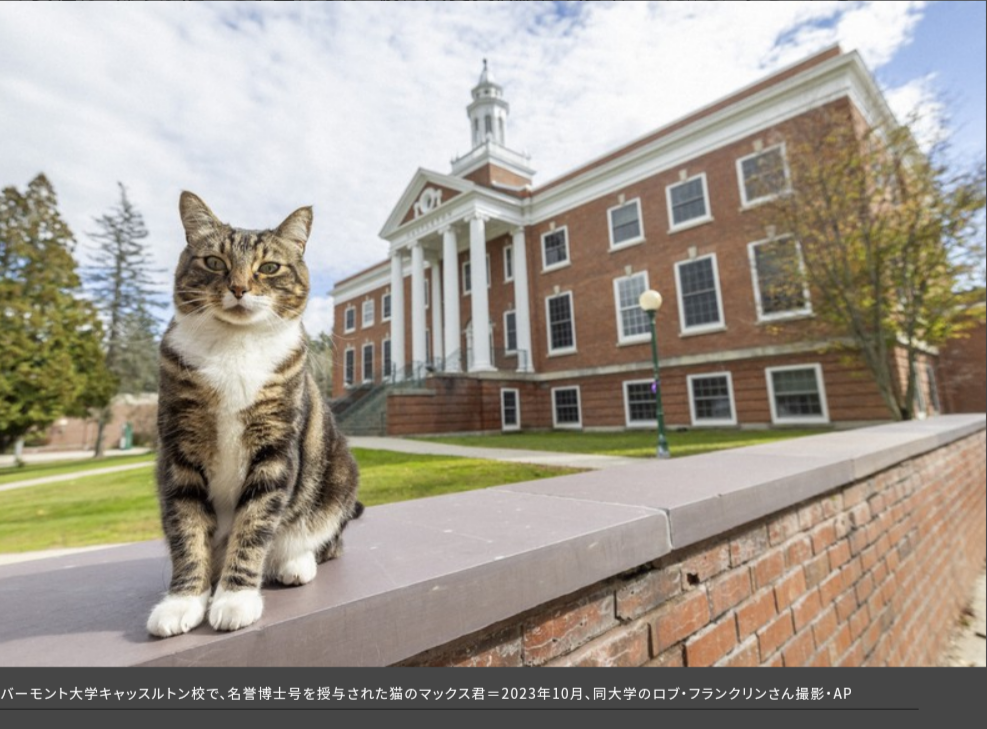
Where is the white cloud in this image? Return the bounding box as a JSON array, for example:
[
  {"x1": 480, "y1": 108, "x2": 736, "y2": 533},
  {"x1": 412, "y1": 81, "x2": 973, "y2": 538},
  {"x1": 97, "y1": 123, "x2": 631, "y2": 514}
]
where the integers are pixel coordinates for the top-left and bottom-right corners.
[
  {"x1": 303, "y1": 294, "x2": 335, "y2": 338},
  {"x1": 0, "y1": 0, "x2": 946, "y2": 316},
  {"x1": 885, "y1": 74, "x2": 948, "y2": 151}
]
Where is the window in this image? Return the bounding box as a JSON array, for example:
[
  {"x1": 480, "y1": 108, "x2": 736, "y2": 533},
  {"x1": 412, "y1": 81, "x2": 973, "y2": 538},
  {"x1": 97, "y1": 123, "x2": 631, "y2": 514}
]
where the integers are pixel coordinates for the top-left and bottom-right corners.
[
  {"x1": 503, "y1": 244, "x2": 514, "y2": 282},
  {"x1": 766, "y1": 364, "x2": 829, "y2": 424},
  {"x1": 546, "y1": 291, "x2": 576, "y2": 355},
  {"x1": 552, "y1": 386, "x2": 581, "y2": 429},
  {"x1": 608, "y1": 199, "x2": 644, "y2": 248},
  {"x1": 382, "y1": 292, "x2": 391, "y2": 322},
  {"x1": 667, "y1": 174, "x2": 711, "y2": 229},
  {"x1": 344, "y1": 306, "x2": 356, "y2": 333},
  {"x1": 738, "y1": 144, "x2": 788, "y2": 206},
  {"x1": 623, "y1": 380, "x2": 656, "y2": 427},
  {"x1": 501, "y1": 388, "x2": 520, "y2": 431},
  {"x1": 613, "y1": 272, "x2": 651, "y2": 344},
  {"x1": 687, "y1": 373, "x2": 736, "y2": 426},
  {"x1": 343, "y1": 348, "x2": 355, "y2": 386},
  {"x1": 362, "y1": 299, "x2": 374, "y2": 328},
  {"x1": 541, "y1": 227, "x2": 569, "y2": 270},
  {"x1": 424, "y1": 278, "x2": 430, "y2": 309},
  {"x1": 749, "y1": 237, "x2": 810, "y2": 320},
  {"x1": 675, "y1": 255, "x2": 724, "y2": 334},
  {"x1": 383, "y1": 338, "x2": 392, "y2": 378},
  {"x1": 362, "y1": 343, "x2": 374, "y2": 383},
  {"x1": 462, "y1": 255, "x2": 490, "y2": 295},
  {"x1": 504, "y1": 310, "x2": 518, "y2": 354}
]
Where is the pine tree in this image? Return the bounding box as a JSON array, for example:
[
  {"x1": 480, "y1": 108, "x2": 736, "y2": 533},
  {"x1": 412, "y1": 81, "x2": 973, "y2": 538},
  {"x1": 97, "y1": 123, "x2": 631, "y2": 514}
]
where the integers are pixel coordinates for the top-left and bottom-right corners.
[
  {"x1": 0, "y1": 174, "x2": 116, "y2": 454},
  {"x1": 85, "y1": 183, "x2": 164, "y2": 456}
]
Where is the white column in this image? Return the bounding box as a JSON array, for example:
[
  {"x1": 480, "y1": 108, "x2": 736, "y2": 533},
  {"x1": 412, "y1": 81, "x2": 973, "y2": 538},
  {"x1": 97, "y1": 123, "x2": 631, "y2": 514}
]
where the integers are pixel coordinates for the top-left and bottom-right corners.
[
  {"x1": 468, "y1": 213, "x2": 493, "y2": 372},
  {"x1": 389, "y1": 251, "x2": 405, "y2": 381},
  {"x1": 429, "y1": 253, "x2": 443, "y2": 369},
  {"x1": 511, "y1": 227, "x2": 533, "y2": 372},
  {"x1": 442, "y1": 226, "x2": 461, "y2": 373},
  {"x1": 410, "y1": 241, "x2": 427, "y2": 375}
]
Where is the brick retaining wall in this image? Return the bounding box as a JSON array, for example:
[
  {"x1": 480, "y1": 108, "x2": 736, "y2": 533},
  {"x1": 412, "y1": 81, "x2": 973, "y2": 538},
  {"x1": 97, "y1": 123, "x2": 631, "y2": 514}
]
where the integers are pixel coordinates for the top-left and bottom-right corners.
[
  {"x1": 402, "y1": 426, "x2": 985, "y2": 666},
  {"x1": 0, "y1": 415, "x2": 982, "y2": 666}
]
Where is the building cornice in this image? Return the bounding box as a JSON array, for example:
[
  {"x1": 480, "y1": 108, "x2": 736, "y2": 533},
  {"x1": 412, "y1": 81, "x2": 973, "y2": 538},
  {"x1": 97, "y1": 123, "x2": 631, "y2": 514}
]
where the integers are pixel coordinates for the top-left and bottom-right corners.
[{"x1": 528, "y1": 49, "x2": 895, "y2": 224}]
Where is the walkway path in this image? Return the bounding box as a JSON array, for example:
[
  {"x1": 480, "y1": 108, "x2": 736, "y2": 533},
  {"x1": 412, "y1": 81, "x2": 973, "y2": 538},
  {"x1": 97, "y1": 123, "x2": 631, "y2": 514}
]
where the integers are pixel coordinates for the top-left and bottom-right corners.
[
  {"x1": 0, "y1": 461, "x2": 155, "y2": 493},
  {"x1": 348, "y1": 435, "x2": 643, "y2": 470}
]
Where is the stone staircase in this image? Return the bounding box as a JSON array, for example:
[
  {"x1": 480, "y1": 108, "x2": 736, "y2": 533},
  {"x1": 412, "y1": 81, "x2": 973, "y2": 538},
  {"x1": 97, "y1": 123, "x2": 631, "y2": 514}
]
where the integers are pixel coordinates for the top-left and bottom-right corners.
[{"x1": 331, "y1": 383, "x2": 389, "y2": 436}]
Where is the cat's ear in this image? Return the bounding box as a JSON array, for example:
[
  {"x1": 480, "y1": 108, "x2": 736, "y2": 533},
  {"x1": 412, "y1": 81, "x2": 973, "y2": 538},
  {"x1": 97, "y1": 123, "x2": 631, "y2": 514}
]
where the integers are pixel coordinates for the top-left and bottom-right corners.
[
  {"x1": 179, "y1": 191, "x2": 222, "y2": 246},
  {"x1": 276, "y1": 207, "x2": 313, "y2": 252}
]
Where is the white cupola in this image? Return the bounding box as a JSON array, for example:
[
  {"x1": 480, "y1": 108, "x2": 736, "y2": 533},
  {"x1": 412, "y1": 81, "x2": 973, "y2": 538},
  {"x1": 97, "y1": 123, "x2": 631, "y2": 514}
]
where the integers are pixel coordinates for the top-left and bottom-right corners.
[{"x1": 467, "y1": 59, "x2": 509, "y2": 149}]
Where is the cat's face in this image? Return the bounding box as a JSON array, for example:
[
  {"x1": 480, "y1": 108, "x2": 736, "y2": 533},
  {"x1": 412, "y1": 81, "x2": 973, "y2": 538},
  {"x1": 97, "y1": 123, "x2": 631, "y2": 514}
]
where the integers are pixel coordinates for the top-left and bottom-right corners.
[{"x1": 174, "y1": 191, "x2": 312, "y2": 327}]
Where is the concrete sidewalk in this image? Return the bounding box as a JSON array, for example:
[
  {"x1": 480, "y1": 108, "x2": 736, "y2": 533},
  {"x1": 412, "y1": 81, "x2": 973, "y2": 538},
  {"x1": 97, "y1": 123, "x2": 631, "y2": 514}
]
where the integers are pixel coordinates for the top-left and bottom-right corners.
[
  {"x1": 0, "y1": 461, "x2": 155, "y2": 493},
  {"x1": 348, "y1": 436, "x2": 643, "y2": 470},
  {"x1": 0, "y1": 447, "x2": 152, "y2": 468}
]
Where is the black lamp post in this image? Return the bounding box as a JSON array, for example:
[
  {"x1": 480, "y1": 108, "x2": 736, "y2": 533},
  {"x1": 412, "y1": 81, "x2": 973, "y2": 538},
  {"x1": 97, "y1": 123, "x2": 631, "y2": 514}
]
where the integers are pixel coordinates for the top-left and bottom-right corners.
[{"x1": 639, "y1": 289, "x2": 670, "y2": 459}]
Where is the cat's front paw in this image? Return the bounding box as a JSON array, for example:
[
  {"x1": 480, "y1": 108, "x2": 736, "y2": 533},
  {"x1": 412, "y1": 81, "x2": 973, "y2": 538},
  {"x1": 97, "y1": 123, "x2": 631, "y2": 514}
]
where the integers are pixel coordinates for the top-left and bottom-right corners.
[
  {"x1": 208, "y1": 587, "x2": 263, "y2": 631},
  {"x1": 275, "y1": 553, "x2": 317, "y2": 586},
  {"x1": 147, "y1": 591, "x2": 210, "y2": 637}
]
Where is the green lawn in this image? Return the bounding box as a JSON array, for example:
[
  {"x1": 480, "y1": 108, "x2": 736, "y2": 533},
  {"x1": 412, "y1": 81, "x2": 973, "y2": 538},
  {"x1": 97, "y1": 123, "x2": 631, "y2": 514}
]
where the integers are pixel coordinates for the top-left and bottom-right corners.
[
  {"x1": 0, "y1": 452, "x2": 156, "y2": 487},
  {"x1": 0, "y1": 448, "x2": 579, "y2": 554},
  {"x1": 414, "y1": 428, "x2": 829, "y2": 458}
]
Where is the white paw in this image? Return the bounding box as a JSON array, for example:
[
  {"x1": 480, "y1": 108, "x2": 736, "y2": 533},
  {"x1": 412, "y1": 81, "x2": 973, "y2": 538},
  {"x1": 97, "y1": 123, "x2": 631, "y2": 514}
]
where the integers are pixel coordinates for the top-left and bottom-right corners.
[
  {"x1": 147, "y1": 592, "x2": 210, "y2": 637},
  {"x1": 208, "y1": 587, "x2": 264, "y2": 632},
  {"x1": 275, "y1": 553, "x2": 318, "y2": 586}
]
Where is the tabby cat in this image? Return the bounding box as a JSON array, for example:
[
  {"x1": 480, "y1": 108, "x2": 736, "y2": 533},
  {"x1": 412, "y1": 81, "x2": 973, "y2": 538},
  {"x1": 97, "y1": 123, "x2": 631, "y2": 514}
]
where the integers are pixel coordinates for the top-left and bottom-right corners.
[{"x1": 147, "y1": 191, "x2": 361, "y2": 637}]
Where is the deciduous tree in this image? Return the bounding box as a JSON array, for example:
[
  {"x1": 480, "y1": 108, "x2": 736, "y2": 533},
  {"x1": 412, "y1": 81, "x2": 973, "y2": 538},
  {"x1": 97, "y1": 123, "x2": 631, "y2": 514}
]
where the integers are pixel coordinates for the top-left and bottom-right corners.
[{"x1": 753, "y1": 105, "x2": 986, "y2": 420}]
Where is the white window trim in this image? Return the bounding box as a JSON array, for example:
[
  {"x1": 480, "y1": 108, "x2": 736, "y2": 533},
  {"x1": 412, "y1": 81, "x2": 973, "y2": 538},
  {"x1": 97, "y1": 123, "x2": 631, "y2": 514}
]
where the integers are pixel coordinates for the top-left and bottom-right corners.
[
  {"x1": 503, "y1": 244, "x2": 514, "y2": 282},
  {"x1": 551, "y1": 385, "x2": 582, "y2": 429},
  {"x1": 541, "y1": 226, "x2": 570, "y2": 272},
  {"x1": 765, "y1": 363, "x2": 830, "y2": 425},
  {"x1": 361, "y1": 342, "x2": 374, "y2": 383},
  {"x1": 623, "y1": 379, "x2": 657, "y2": 429},
  {"x1": 503, "y1": 309, "x2": 518, "y2": 355},
  {"x1": 343, "y1": 305, "x2": 356, "y2": 334},
  {"x1": 737, "y1": 143, "x2": 790, "y2": 208},
  {"x1": 613, "y1": 271, "x2": 651, "y2": 345},
  {"x1": 343, "y1": 346, "x2": 356, "y2": 387},
  {"x1": 686, "y1": 371, "x2": 738, "y2": 427},
  {"x1": 545, "y1": 290, "x2": 577, "y2": 356},
  {"x1": 500, "y1": 388, "x2": 521, "y2": 432},
  {"x1": 607, "y1": 198, "x2": 645, "y2": 250},
  {"x1": 747, "y1": 236, "x2": 812, "y2": 323},
  {"x1": 362, "y1": 299, "x2": 375, "y2": 328},
  {"x1": 674, "y1": 253, "x2": 725, "y2": 336},
  {"x1": 382, "y1": 336, "x2": 392, "y2": 379},
  {"x1": 666, "y1": 173, "x2": 713, "y2": 232},
  {"x1": 381, "y1": 291, "x2": 391, "y2": 322}
]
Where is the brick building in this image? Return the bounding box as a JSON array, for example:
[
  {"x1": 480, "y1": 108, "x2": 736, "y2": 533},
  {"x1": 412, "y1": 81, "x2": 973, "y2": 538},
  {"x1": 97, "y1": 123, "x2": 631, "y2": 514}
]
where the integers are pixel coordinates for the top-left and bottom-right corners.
[{"x1": 330, "y1": 47, "x2": 946, "y2": 435}]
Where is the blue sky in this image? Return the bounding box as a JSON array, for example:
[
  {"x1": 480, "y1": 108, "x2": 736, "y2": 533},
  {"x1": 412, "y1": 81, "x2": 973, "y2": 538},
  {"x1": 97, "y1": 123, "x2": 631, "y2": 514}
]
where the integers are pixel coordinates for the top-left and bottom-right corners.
[{"x1": 1, "y1": 2, "x2": 983, "y2": 335}]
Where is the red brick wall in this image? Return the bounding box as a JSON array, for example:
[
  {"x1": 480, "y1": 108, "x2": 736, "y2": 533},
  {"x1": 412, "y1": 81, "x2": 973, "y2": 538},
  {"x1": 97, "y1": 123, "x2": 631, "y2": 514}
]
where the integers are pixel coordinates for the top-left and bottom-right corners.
[
  {"x1": 382, "y1": 348, "x2": 891, "y2": 435},
  {"x1": 940, "y1": 319, "x2": 987, "y2": 414},
  {"x1": 402, "y1": 429, "x2": 986, "y2": 666}
]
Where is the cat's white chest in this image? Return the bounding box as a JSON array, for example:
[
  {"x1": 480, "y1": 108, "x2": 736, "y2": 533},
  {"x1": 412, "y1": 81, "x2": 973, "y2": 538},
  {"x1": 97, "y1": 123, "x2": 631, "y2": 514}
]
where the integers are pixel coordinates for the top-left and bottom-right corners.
[{"x1": 167, "y1": 314, "x2": 302, "y2": 528}]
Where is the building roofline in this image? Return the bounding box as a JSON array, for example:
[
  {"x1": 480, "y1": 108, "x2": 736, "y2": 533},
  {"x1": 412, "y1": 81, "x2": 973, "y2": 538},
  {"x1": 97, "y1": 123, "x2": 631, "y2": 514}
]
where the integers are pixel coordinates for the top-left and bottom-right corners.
[
  {"x1": 534, "y1": 45, "x2": 844, "y2": 195},
  {"x1": 331, "y1": 260, "x2": 389, "y2": 290}
]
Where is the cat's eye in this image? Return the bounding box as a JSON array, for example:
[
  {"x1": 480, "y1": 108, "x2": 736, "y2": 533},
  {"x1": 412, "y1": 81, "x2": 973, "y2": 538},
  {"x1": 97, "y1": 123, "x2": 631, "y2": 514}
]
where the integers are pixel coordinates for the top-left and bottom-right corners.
[
  {"x1": 203, "y1": 256, "x2": 227, "y2": 272},
  {"x1": 258, "y1": 262, "x2": 281, "y2": 275}
]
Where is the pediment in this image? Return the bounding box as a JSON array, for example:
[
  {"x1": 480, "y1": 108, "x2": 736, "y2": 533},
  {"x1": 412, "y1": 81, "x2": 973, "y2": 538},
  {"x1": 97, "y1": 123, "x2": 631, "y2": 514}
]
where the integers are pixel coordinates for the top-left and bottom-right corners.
[{"x1": 380, "y1": 169, "x2": 475, "y2": 239}]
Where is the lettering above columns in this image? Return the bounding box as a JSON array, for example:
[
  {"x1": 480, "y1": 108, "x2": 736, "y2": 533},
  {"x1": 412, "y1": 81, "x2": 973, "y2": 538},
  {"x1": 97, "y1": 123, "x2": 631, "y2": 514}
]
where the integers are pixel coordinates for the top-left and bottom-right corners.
[{"x1": 413, "y1": 188, "x2": 444, "y2": 219}]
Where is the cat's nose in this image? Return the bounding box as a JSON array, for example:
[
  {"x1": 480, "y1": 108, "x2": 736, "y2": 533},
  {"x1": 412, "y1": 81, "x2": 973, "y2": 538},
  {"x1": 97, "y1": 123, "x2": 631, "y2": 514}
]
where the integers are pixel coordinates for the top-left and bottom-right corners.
[{"x1": 230, "y1": 284, "x2": 248, "y2": 299}]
